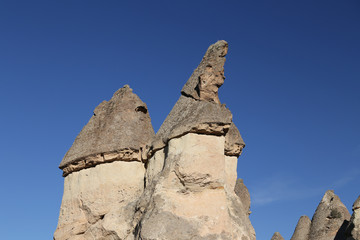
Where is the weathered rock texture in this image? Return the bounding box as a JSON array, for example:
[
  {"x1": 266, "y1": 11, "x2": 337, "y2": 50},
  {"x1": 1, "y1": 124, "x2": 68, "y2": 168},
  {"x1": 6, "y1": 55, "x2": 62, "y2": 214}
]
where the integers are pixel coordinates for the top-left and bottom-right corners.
[
  {"x1": 271, "y1": 232, "x2": 285, "y2": 240},
  {"x1": 55, "y1": 40, "x2": 254, "y2": 240},
  {"x1": 54, "y1": 86, "x2": 155, "y2": 240},
  {"x1": 59, "y1": 85, "x2": 155, "y2": 176},
  {"x1": 308, "y1": 190, "x2": 351, "y2": 240},
  {"x1": 346, "y1": 196, "x2": 360, "y2": 240},
  {"x1": 290, "y1": 215, "x2": 311, "y2": 240}
]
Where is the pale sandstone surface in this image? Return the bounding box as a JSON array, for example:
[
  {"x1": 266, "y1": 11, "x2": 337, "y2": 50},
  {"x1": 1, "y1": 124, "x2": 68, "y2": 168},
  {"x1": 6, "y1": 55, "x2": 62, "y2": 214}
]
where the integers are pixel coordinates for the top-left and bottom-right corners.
[
  {"x1": 135, "y1": 133, "x2": 256, "y2": 240},
  {"x1": 290, "y1": 215, "x2": 311, "y2": 240},
  {"x1": 271, "y1": 232, "x2": 285, "y2": 240},
  {"x1": 308, "y1": 190, "x2": 351, "y2": 240},
  {"x1": 60, "y1": 85, "x2": 155, "y2": 171},
  {"x1": 346, "y1": 196, "x2": 360, "y2": 240},
  {"x1": 234, "y1": 179, "x2": 251, "y2": 216},
  {"x1": 54, "y1": 161, "x2": 145, "y2": 240}
]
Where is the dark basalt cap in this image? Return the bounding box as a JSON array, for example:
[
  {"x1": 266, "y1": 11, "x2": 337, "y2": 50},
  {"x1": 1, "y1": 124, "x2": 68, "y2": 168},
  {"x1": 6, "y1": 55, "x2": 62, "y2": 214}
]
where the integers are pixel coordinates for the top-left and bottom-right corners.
[{"x1": 59, "y1": 85, "x2": 155, "y2": 169}]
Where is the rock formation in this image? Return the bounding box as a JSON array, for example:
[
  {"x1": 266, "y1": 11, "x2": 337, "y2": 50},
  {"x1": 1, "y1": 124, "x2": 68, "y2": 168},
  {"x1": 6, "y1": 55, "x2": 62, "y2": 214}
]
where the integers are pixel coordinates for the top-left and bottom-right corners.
[
  {"x1": 346, "y1": 196, "x2": 360, "y2": 240},
  {"x1": 308, "y1": 190, "x2": 351, "y2": 240},
  {"x1": 290, "y1": 215, "x2": 311, "y2": 240},
  {"x1": 271, "y1": 232, "x2": 285, "y2": 240},
  {"x1": 133, "y1": 40, "x2": 254, "y2": 240},
  {"x1": 55, "y1": 40, "x2": 255, "y2": 240},
  {"x1": 54, "y1": 86, "x2": 155, "y2": 239}
]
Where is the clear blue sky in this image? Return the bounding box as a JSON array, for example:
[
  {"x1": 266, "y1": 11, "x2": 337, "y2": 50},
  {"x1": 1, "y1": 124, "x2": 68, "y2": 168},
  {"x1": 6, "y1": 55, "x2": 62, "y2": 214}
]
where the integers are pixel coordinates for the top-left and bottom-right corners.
[{"x1": 0, "y1": 1, "x2": 359, "y2": 239}]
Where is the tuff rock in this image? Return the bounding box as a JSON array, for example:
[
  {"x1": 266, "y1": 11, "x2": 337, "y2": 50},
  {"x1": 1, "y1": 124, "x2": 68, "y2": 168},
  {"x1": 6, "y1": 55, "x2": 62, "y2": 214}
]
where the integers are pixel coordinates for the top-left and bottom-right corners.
[
  {"x1": 54, "y1": 86, "x2": 155, "y2": 240},
  {"x1": 55, "y1": 41, "x2": 254, "y2": 240},
  {"x1": 290, "y1": 215, "x2": 311, "y2": 240}
]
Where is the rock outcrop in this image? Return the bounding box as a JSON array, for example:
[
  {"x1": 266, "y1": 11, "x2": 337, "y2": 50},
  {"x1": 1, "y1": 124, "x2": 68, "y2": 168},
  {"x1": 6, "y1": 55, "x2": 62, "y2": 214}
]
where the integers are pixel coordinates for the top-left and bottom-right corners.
[
  {"x1": 271, "y1": 232, "x2": 285, "y2": 240},
  {"x1": 54, "y1": 86, "x2": 155, "y2": 240},
  {"x1": 55, "y1": 41, "x2": 255, "y2": 240},
  {"x1": 290, "y1": 215, "x2": 311, "y2": 240},
  {"x1": 346, "y1": 196, "x2": 360, "y2": 240}
]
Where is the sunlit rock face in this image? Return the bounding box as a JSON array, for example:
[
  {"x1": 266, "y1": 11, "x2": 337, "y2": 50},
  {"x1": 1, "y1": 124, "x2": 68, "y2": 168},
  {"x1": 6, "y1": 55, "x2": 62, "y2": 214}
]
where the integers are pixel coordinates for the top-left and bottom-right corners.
[{"x1": 135, "y1": 133, "x2": 255, "y2": 240}]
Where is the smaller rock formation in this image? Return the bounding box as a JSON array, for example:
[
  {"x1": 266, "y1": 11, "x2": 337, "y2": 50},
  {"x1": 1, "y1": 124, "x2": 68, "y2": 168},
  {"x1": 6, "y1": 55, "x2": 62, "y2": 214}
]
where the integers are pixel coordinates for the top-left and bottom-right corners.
[
  {"x1": 54, "y1": 85, "x2": 155, "y2": 240},
  {"x1": 290, "y1": 215, "x2": 311, "y2": 240},
  {"x1": 235, "y1": 178, "x2": 251, "y2": 215},
  {"x1": 271, "y1": 232, "x2": 285, "y2": 240},
  {"x1": 346, "y1": 196, "x2": 360, "y2": 240},
  {"x1": 308, "y1": 190, "x2": 351, "y2": 240}
]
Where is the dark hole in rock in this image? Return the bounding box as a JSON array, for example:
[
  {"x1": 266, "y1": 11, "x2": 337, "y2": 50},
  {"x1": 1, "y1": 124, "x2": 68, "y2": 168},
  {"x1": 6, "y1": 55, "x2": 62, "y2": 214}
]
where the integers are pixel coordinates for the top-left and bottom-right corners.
[{"x1": 135, "y1": 106, "x2": 148, "y2": 114}]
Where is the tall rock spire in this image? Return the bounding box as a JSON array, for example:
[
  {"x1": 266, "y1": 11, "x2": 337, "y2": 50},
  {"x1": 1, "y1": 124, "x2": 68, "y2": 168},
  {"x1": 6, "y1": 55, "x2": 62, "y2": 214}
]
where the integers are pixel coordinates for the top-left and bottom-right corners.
[
  {"x1": 308, "y1": 190, "x2": 351, "y2": 240},
  {"x1": 148, "y1": 40, "x2": 245, "y2": 158},
  {"x1": 134, "y1": 41, "x2": 255, "y2": 240}
]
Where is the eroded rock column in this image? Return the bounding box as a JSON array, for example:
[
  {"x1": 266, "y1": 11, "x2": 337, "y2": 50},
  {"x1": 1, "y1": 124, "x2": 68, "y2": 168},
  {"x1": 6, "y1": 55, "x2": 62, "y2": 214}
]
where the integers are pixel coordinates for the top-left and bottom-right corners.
[
  {"x1": 54, "y1": 86, "x2": 155, "y2": 240},
  {"x1": 134, "y1": 40, "x2": 255, "y2": 240}
]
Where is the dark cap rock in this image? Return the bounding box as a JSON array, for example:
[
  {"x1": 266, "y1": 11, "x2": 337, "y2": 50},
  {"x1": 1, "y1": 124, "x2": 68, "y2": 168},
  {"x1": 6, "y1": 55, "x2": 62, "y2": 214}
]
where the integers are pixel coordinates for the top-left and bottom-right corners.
[
  {"x1": 59, "y1": 85, "x2": 155, "y2": 170},
  {"x1": 150, "y1": 95, "x2": 233, "y2": 152}
]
